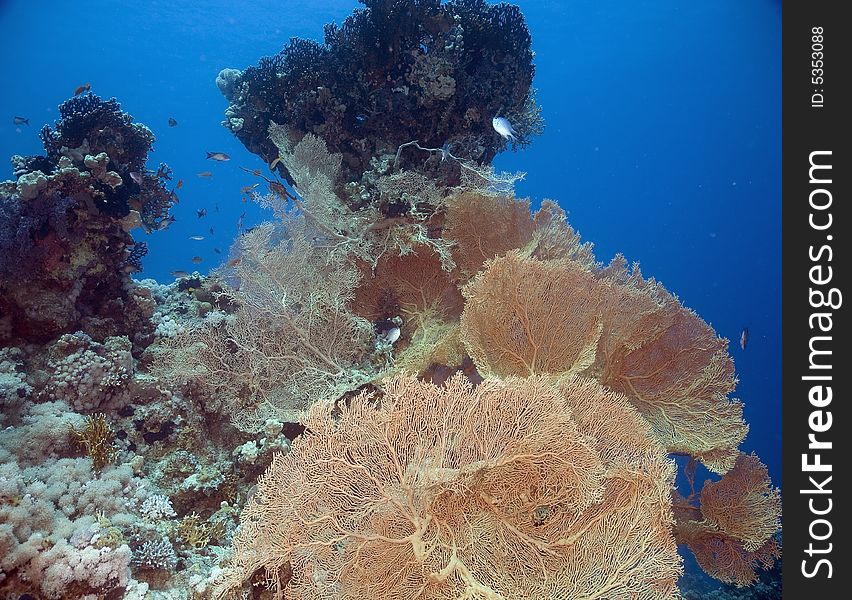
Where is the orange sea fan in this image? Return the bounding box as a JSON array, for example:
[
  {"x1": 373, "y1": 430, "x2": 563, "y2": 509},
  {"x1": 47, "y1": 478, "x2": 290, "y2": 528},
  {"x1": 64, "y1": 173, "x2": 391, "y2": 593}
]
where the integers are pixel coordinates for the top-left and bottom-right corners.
[
  {"x1": 590, "y1": 259, "x2": 748, "y2": 474},
  {"x1": 442, "y1": 193, "x2": 596, "y2": 281},
  {"x1": 351, "y1": 245, "x2": 464, "y2": 327},
  {"x1": 443, "y1": 191, "x2": 536, "y2": 279},
  {"x1": 460, "y1": 251, "x2": 605, "y2": 378},
  {"x1": 675, "y1": 520, "x2": 780, "y2": 587},
  {"x1": 214, "y1": 373, "x2": 681, "y2": 599},
  {"x1": 699, "y1": 452, "x2": 782, "y2": 552}
]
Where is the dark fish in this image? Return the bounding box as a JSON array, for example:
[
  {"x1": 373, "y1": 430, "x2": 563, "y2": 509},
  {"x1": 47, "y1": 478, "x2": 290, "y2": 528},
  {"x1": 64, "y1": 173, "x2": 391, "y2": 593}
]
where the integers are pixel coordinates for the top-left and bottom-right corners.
[
  {"x1": 159, "y1": 216, "x2": 177, "y2": 230},
  {"x1": 168, "y1": 117, "x2": 178, "y2": 127},
  {"x1": 191, "y1": 256, "x2": 204, "y2": 264},
  {"x1": 214, "y1": 203, "x2": 219, "y2": 212},
  {"x1": 171, "y1": 270, "x2": 190, "y2": 278},
  {"x1": 197, "y1": 208, "x2": 207, "y2": 219},
  {"x1": 13, "y1": 116, "x2": 29, "y2": 126},
  {"x1": 206, "y1": 152, "x2": 230, "y2": 161},
  {"x1": 169, "y1": 190, "x2": 179, "y2": 204},
  {"x1": 74, "y1": 83, "x2": 92, "y2": 96},
  {"x1": 209, "y1": 227, "x2": 215, "y2": 236},
  {"x1": 188, "y1": 235, "x2": 205, "y2": 241},
  {"x1": 740, "y1": 327, "x2": 749, "y2": 351},
  {"x1": 213, "y1": 247, "x2": 222, "y2": 254},
  {"x1": 129, "y1": 172, "x2": 144, "y2": 185},
  {"x1": 197, "y1": 171, "x2": 213, "y2": 178},
  {"x1": 240, "y1": 183, "x2": 258, "y2": 194}
]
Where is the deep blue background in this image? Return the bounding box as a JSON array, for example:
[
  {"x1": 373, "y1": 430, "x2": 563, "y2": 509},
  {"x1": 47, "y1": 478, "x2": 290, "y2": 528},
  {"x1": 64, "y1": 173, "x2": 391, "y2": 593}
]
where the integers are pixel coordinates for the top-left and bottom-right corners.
[{"x1": 0, "y1": 1, "x2": 780, "y2": 492}]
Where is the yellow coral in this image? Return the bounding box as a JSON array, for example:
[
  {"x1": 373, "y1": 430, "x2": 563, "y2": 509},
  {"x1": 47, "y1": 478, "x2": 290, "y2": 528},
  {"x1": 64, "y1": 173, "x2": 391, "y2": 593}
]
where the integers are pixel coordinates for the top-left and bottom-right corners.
[{"x1": 70, "y1": 413, "x2": 117, "y2": 473}]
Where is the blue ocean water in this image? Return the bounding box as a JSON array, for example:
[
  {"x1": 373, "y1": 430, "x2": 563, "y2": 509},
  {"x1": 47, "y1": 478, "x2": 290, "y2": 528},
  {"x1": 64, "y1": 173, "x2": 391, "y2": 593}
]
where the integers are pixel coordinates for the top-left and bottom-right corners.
[{"x1": 0, "y1": 0, "x2": 780, "y2": 501}]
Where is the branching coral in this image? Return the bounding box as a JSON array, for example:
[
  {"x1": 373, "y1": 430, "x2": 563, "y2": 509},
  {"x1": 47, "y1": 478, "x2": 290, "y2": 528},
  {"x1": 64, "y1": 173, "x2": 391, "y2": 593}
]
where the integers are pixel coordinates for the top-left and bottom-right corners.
[
  {"x1": 214, "y1": 373, "x2": 680, "y2": 599},
  {"x1": 70, "y1": 413, "x2": 118, "y2": 473}
]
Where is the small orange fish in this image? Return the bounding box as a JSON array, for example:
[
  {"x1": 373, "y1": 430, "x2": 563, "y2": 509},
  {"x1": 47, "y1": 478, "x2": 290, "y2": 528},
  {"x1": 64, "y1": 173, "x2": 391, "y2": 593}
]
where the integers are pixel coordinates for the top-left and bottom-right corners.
[
  {"x1": 206, "y1": 152, "x2": 231, "y2": 161},
  {"x1": 176, "y1": 179, "x2": 184, "y2": 189},
  {"x1": 197, "y1": 171, "x2": 213, "y2": 178},
  {"x1": 191, "y1": 256, "x2": 204, "y2": 264},
  {"x1": 240, "y1": 183, "x2": 258, "y2": 194},
  {"x1": 74, "y1": 82, "x2": 92, "y2": 96},
  {"x1": 227, "y1": 258, "x2": 242, "y2": 267}
]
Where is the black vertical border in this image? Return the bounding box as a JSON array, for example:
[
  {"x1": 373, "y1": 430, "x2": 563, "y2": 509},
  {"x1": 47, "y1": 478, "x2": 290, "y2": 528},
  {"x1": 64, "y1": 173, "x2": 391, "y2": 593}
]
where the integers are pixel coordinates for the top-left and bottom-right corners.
[{"x1": 782, "y1": 1, "x2": 850, "y2": 596}]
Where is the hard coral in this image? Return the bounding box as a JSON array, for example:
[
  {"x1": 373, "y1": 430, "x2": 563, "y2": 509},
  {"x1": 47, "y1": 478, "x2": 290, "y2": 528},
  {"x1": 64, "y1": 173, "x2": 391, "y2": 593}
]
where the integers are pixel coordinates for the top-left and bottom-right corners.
[
  {"x1": 218, "y1": 0, "x2": 539, "y2": 186},
  {"x1": 0, "y1": 94, "x2": 173, "y2": 347}
]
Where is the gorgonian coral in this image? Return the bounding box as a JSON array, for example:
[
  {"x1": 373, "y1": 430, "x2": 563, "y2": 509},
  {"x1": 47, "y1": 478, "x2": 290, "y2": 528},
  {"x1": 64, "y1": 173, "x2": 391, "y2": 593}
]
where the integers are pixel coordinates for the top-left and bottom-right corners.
[
  {"x1": 151, "y1": 213, "x2": 377, "y2": 433},
  {"x1": 214, "y1": 373, "x2": 681, "y2": 599},
  {"x1": 458, "y1": 250, "x2": 748, "y2": 475}
]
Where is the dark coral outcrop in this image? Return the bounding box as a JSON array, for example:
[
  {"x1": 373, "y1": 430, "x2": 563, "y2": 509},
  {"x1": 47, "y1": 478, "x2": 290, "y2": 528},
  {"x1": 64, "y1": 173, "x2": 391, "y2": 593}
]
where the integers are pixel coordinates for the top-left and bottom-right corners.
[
  {"x1": 218, "y1": 0, "x2": 542, "y2": 190},
  {"x1": 0, "y1": 94, "x2": 175, "y2": 349}
]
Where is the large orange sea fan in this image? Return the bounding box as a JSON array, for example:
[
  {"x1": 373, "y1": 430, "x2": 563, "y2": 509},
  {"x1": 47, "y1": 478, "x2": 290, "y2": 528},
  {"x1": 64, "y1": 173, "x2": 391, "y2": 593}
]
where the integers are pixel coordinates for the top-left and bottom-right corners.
[{"x1": 214, "y1": 374, "x2": 681, "y2": 599}]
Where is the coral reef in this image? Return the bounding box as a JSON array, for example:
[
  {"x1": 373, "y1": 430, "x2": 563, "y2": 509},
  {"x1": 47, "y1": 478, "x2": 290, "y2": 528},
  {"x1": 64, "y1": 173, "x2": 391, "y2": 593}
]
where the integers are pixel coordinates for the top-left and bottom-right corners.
[
  {"x1": 218, "y1": 0, "x2": 541, "y2": 189},
  {"x1": 214, "y1": 374, "x2": 681, "y2": 599},
  {"x1": 0, "y1": 94, "x2": 174, "y2": 347},
  {"x1": 0, "y1": 2, "x2": 779, "y2": 598}
]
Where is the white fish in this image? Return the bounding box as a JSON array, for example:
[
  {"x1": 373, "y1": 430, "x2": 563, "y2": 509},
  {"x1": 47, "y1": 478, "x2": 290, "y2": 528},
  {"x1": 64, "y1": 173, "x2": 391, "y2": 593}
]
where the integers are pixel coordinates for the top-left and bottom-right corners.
[
  {"x1": 492, "y1": 116, "x2": 517, "y2": 142},
  {"x1": 384, "y1": 326, "x2": 401, "y2": 345}
]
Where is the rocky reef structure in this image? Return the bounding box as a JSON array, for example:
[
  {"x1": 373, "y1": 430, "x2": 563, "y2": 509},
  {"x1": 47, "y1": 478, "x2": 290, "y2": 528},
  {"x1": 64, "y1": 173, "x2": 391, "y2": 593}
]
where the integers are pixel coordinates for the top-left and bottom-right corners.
[
  {"x1": 188, "y1": 1, "x2": 781, "y2": 598},
  {"x1": 0, "y1": 1, "x2": 780, "y2": 599},
  {"x1": 0, "y1": 94, "x2": 176, "y2": 348},
  {"x1": 217, "y1": 0, "x2": 543, "y2": 201}
]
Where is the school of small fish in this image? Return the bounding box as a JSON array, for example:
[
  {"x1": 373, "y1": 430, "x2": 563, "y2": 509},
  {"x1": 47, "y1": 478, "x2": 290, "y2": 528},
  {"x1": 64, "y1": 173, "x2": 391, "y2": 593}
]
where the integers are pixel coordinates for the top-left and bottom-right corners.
[{"x1": 10, "y1": 102, "x2": 272, "y2": 278}]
